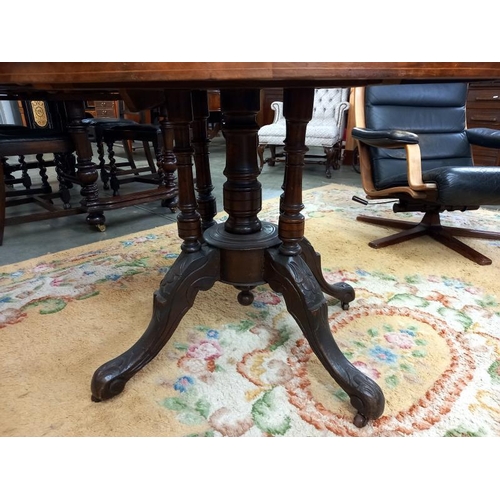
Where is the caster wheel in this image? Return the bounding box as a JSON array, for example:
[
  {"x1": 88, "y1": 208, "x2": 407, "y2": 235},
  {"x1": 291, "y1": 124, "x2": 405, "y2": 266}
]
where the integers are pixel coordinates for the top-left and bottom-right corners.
[
  {"x1": 353, "y1": 413, "x2": 368, "y2": 428},
  {"x1": 341, "y1": 302, "x2": 349, "y2": 310},
  {"x1": 96, "y1": 224, "x2": 106, "y2": 232}
]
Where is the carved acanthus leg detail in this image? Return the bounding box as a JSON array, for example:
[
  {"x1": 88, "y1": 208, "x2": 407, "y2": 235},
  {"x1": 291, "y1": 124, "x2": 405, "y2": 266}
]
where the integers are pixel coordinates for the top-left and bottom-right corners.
[
  {"x1": 264, "y1": 247, "x2": 385, "y2": 427},
  {"x1": 91, "y1": 245, "x2": 220, "y2": 402},
  {"x1": 299, "y1": 237, "x2": 355, "y2": 310}
]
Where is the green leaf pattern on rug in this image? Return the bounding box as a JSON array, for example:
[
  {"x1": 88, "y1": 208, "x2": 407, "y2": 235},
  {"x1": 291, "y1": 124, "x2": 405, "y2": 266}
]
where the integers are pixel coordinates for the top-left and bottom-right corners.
[
  {"x1": 25, "y1": 298, "x2": 67, "y2": 314},
  {"x1": 444, "y1": 427, "x2": 486, "y2": 437},
  {"x1": 252, "y1": 390, "x2": 291, "y2": 436},
  {"x1": 487, "y1": 361, "x2": 500, "y2": 383},
  {"x1": 229, "y1": 319, "x2": 255, "y2": 332},
  {"x1": 437, "y1": 307, "x2": 473, "y2": 330},
  {"x1": 161, "y1": 388, "x2": 211, "y2": 426},
  {"x1": 476, "y1": 295, "x2": 498, "y2": 308},
  {"x1": 269, "y1": 326, "x2": 291, "y2": 352},
  {"x1": 388, "y1": 294, "x2": 430, "y2": 307}
]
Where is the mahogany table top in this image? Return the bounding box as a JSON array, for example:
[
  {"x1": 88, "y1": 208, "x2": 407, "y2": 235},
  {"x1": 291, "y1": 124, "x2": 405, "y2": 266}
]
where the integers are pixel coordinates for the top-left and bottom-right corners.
[{"x1": 0, "y1": 62, "x2": 499, "y2": 91}]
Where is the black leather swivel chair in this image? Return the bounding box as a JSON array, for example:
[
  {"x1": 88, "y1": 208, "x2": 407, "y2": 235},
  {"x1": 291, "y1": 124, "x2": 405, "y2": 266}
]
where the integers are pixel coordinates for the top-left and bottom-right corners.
[{"x1": 351, "y1": 82, "x2": 500, "y2": 265}]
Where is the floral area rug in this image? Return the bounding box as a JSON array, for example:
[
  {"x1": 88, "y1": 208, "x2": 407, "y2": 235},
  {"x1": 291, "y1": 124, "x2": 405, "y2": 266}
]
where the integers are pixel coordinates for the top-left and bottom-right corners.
[{"x1": 1, "y1": 183, "x2": 500, "y2": 436}]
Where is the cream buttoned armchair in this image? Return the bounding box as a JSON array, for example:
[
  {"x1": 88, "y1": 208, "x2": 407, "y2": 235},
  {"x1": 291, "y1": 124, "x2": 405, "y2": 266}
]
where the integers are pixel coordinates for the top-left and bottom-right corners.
[{"x1": 257, "y1": 88, "x2": 350, "y2": 178}]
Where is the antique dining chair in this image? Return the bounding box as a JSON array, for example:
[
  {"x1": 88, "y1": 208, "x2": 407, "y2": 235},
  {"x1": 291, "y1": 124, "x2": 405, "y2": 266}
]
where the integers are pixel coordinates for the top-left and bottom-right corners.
[
  {"x1": 0, "y1": 125, "x2": 80, "y2": 245},
  {"x1": 351, "y1": 82, "x2": 500, "y2": 265},
  {"x1": 257, "y1": 88, "x2": 350, "y2": 178},
  {"x1": 82, "y1": 118, "x2": 161, "y2": 196}
]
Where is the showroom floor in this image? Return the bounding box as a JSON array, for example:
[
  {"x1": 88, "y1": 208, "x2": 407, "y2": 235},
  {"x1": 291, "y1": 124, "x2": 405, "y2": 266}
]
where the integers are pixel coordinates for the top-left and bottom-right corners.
[{"x1": 0, "y1": 136, "x2": 364, "y2": 266}]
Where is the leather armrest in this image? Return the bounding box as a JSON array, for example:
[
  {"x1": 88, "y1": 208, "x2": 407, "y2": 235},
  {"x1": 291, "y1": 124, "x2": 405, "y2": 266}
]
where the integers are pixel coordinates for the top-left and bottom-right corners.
[
  {"x1": 353, "y1": 127, "x2": 433, "y2": 192},
  {"x1": 352, "y1": 127, "x2": 419, "y2": 148},
  {"x1": 466, "y1": 128, "x2": 500, "y2": 149}
]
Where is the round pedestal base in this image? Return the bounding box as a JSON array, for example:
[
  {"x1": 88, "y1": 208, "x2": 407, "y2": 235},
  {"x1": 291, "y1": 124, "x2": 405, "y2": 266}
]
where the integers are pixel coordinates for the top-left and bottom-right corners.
[{"x1": 203, "y1": 221, "x2": 281, "y2": 250}]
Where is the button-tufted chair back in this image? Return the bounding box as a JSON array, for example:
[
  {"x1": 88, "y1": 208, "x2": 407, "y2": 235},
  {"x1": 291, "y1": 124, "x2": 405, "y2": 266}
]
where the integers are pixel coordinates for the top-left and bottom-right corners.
[{"x1": 312, "y1": 88, "x2": 349, "y2": 123}]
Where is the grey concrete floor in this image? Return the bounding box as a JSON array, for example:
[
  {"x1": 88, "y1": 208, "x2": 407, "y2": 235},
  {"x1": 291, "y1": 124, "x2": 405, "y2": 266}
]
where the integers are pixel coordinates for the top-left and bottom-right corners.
[{"x1": 0, "y1": 136, "x2": 363, "y2": 266}]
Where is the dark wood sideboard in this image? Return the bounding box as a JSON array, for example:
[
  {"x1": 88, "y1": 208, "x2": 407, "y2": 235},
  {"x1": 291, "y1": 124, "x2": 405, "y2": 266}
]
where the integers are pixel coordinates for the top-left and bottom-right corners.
[{"x1": 467, "y1": 81, "x2": 500, "y2": 166}]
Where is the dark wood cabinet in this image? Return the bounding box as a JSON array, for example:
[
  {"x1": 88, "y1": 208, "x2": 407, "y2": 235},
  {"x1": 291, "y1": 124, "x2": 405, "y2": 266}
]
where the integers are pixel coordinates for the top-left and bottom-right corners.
[
  {"x1": 467, "y1": 81, "x2": 500, "y2": 166},
  {"x1": 85, "y1": 100, "x2": 119, "y2": 119}
]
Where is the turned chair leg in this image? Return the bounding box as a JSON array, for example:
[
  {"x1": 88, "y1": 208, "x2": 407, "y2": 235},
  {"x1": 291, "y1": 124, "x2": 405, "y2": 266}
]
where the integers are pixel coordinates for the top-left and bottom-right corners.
[
  {"x1": 257, "y1": 143, "x2": 266, "y2": 171},
  {"x1": 121, "y1": 139, "x2": 139, "y2": 174},
  {"x1": 143, "y1": 140, "x2": 157, "y2": 173},
  {"x1": 269, "y1": 145, "x2": 276, "y2": 166}
]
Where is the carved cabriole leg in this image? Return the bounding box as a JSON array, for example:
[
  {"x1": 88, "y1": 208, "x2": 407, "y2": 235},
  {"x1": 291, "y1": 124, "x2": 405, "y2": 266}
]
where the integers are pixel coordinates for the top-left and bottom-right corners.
[
  {"x1": 191, "y1": 90, "x2": 217, "y2": 231},
  {"x1": 65, "y1": 100, "x2": 105, "y2": 227},
  {"x1": 299, "y1": 238, "x2": 355, "y2": 309},
  {"x1": 157, "y1": 105, "x2": 178, "y2": 212},
  {"x1": 91, "y1": 90, "x2": 217, "y2": 402},
  {"x1": 264, "y1": 248, "x2": 385, "y2": 427},
  {"x1": 91, "y1": 245, "x2": 220, "y2": 401},
  {"x1": 272, "y1": 88, "x2": 380, "y2": 426}
]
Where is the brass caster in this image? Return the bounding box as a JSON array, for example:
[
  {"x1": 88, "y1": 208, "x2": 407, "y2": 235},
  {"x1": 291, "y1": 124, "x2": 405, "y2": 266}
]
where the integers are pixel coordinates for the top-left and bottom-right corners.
[{"x1": 96, "y1": 224, "x2": 106, "y2": 232}]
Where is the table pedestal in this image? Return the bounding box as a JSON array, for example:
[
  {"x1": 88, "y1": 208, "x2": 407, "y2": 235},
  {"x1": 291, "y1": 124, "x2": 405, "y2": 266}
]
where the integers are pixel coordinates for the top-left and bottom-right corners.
[{"x1": 91, "y1": 88, "x2": 385, "y2": 427}]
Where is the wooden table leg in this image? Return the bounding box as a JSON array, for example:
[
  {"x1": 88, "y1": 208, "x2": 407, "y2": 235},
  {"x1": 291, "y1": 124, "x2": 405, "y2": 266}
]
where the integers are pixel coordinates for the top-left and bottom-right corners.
[
  {"x1": 91, "y1": 89, "x2": 219, "y2": 401},
  {"x1": 263, "y1": 88, "x2": 384, "y2": 426}
]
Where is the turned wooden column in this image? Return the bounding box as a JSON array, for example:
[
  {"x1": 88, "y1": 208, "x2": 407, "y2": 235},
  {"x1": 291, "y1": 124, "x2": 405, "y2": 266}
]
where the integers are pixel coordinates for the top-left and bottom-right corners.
[
  {"x1": 279, "y1": 88, "x2": 314, "y2": 256},
  {"x1": 220, "y1": 89, "x2": 262, "y2": 235},
  {"x1": 157, "y1": 104, "x2": 178, "y2": 212},
  {"x1": 65, "y1": 100, "x2": 105, "y2": 227},
  {"x1": 165, "y1": 90, "x2": 202, "y2": 253},
  {"x1": 191, "y1": 90, "x2": 217, "y2": 230}
]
